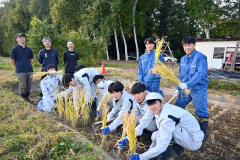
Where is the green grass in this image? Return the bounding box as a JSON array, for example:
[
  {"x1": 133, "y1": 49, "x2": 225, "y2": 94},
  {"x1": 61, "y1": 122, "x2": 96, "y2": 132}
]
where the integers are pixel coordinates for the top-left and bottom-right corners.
[
  {"x1": 104, "y1": 62, "x2": 138, "y2": 67},
  {"x1": 208, "y1": 79, "x2": 240, "y2": 96},
  {"x1": 0, "y1": 63, "x2": 15, "y2": 70},
  {"x1": 0, "y1": 87, "x2": 100, "y2": 160}
]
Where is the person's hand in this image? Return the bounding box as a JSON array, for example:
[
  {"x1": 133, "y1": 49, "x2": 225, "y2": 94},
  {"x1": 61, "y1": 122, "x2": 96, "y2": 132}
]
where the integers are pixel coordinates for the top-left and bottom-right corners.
[
  {"x1": 174, "y1": 90, "x2": 179, "y2": 97},
  {"x1": 149, "y1": 144, "x2": 154, "y2": 149},
  {"x1": 117, "y1": 137, "x2": 128, "y2": 149},
  {"x1": 96, "y1": 110, "x2": 100, "y2": 116},
  {"x1": 50, "y1": 70, "x2": 56, "y2": 76},
  {"x1": 101, "y1": 127, "x2": 110, "y2": 135},
  {"x1": 179, "y1": 83, "x2": 187, "y2": 90},
  {"x1": 129, "y1": 154, "x2": 140, "y2": 160}
]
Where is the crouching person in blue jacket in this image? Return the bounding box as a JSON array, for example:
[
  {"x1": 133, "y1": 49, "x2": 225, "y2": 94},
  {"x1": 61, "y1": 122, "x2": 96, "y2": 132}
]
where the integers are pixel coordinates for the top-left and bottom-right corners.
[
  {"x1": 38, "y1": 64, "x2": 72, "y2": 113},
  {"x1": 128, "y1": 92, "x2": 204, "y2": 160},
  {"x1": 174, "y1": 36, "x2": 209, "y2": 139},
  {"x1": 101, "y1": 81, "x2": 137, "y2": 136}
]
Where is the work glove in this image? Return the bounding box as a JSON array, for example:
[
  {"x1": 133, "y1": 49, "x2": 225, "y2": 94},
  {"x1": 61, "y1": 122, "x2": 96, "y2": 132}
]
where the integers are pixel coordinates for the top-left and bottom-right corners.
[
  {"x1": 101, "y1": 126, "x2": 110, "y2": 135},
  {"x1": 50, "y1": 70, "x2": 56, "y2": 76},
  {"x1": 107, "y1": 116, "x2": 112, "y2": 122},
  {"x1": 96, "y1": 110, "x2": 100, "y2": 116},
  {"x1": 117, "y1": 137, "x2": 128, "y2": 149},
  {"x1": 174, "y1": 90, "x2": 179, "y2": 97},
  {"x1": 179, "y1": 83, "x2": 187, "y2": 90},
  {"x1": 129, "y1": 154, "x2": 140, "y2": 160},
  {"x1": 149, "y1": 144, "x2": 154, "y2": 149}
]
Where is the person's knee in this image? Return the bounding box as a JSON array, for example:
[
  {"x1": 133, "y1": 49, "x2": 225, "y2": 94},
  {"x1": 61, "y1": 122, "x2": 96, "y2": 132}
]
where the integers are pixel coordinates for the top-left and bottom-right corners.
[
  {"x1": 151, "y1": 131, "x2": 158, "y2": 142},
  {"x1": 43, "y1": 105, "x2": 53, "y2": 113}
]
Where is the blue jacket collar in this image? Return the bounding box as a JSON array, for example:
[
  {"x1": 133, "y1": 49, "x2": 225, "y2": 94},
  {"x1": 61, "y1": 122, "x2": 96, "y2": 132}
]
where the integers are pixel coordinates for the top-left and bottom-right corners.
[
  {"x1": 147, "y1": 50, "x2": 155, "y2": 55},
  {"x1": 185, "y1": 49, "x2": 197, "y2": 59}
]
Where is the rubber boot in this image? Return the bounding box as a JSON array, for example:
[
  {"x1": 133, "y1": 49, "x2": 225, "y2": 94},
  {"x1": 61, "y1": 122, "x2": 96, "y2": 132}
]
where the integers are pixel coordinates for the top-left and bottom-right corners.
[
  {"x1": 199, "y1": 117, "x2": 209, "y2": 139},
  {"x1": 25, "y1": 92, "x2": 33, "y2": 104},
  {"x1": 171, "y1": 143, "x2": 185, "y2": 158},
  {"x1": 158, "y1": 142, "x2": 173, "y2": 160},
  {"x1": 89, "y1": 100, "x2": 97, "y2": 117},
  {"x1": 140, "y1": 129, "x2": 153, "y2": 141}
]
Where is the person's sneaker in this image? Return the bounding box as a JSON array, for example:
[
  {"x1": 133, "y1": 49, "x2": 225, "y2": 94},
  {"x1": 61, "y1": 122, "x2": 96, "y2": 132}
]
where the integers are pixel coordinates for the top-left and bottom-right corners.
[{"x1": 140, "y1": 129, "x2": 152, "y2": 141}]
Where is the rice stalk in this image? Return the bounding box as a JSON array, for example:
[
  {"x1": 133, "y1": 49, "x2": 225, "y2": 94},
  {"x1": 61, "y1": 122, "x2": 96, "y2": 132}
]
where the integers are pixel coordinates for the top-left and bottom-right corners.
[
  {"x1": 68, "y1": 97, "x2": 79, "y2": 128},
  {"x1": 79, "y1": 91, "x2": 93, "y2": 126},
  {"x1": 155, "y1": 38, "x2": 165, "y2": 65},
  {"x1": 117, "y1": 111, "x2": 128, "y2": 155},
  {"x1": 95, "y1": 92, "x2": 111, "y2": 121},
  {"x1": 101, "y1": 104, "x2": 109, "y2": 147},
  {"x1": 125, "y1": 110, "x2": 137, "y2": 155},
  {"x1": 151, "y1": 60, "x2": 191, "y2": 95},
  {"x1": 55, "y1": 93, "x2": 64, "y2": 119}
]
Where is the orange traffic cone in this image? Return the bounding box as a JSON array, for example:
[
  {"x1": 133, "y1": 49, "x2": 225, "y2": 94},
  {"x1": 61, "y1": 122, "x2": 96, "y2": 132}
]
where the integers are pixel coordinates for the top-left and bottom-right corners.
[{"x1": 102, "y1": 61, "x2": 107, "y2": 76}]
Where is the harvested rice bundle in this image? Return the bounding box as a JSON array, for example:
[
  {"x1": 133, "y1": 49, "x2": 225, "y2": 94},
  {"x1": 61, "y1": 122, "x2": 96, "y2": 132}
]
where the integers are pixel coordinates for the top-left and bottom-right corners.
[
  {"x1": 95, "y1": 92, "x2": 111, "y2": 121},
  {"x1": 151, "y1": 60, "x2": 191, "y2": 95},
  {"x1": 125, "y1": 110, "x2": 137, "y2": 155},
  {"x1": 32, "y1": 70, "x2": 63, "y2": 80},
  {"x1": 155, "y1": 38, "x2": 165, "y2": 65},
  {"x1": 101, "y1": 104, "x2": 109, "y2": 147},
  {"x1": 117, "y1": 111, "x2": 128, "y2": 155}
]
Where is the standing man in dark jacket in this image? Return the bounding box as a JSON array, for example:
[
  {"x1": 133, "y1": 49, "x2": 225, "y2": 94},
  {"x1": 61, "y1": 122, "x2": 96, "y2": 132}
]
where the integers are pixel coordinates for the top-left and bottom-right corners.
[
  {"x1": 38, "y1": 37, "x2": 59, "y2": 72},
  {"x1": 10, "y1": 33, "x2": 34, "y2": 103},
  {"x1": 63, "y1": 40, "x2": 79, "y2": 74}
]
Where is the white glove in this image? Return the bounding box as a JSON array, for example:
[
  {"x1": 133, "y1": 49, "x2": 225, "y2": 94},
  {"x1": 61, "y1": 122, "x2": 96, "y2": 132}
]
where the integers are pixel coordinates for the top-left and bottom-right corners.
[
  {"x1": 179, "y1": 83, "x2": 187, "y2": 90},
  {"x1": 107, "y1": 116, "x2": 111, "y2": 122},
  {"x1": 174, "y1": 90, "x2": 179, "y2": 97},
  {"x1": 149, "y1": 144, "x2": 154, "y2": 149},
  {"x1": 50, "y1": 70, "x2": 56, "y2": 76}
]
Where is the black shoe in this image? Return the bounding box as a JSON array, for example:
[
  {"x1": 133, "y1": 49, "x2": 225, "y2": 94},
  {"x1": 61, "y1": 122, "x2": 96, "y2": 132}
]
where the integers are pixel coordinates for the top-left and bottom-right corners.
[
  {"x1": 114, "y1": 129, "x2": 123, "y2": 137},
  {"x1": 199, "y1": 117, "x2": 209, "y2": 139},
  {"x1": 171, "y1": 143, "x2": 185, "y2": 158},
  {"x1": 25, "y1": 97, "x2": 33, "y2": 104},
  {"x1": 140, "y1": 129, "x2": 152, "y2": 141}
]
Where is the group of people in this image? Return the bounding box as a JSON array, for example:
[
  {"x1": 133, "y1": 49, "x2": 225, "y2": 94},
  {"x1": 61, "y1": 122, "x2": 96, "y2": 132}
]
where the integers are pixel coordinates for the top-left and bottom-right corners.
[{"x1": 11, "y1": 33, "x2": 209, "y2": 160}]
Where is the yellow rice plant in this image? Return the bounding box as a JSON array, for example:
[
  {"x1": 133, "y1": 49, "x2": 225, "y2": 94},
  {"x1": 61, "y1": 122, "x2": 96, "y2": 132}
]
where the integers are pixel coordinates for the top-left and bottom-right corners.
[
  {"x1": 95, "y1": 92, "x2": 111, "y2": 121},
  {"x1": 155, "y1": 38, "x2": 165, "y2": 65},
  {"x1": 151, "y1": 60, "x2": 191, "y2": 95},
  {"x1": 101, "y1": 104, "x2": 109, "y2": 147},
  {"x1": 125, "y1": 110, "x2": 137, "y2": 155},
  {"x1": 79, "y1": 91, "x2": 93, "y2": 126},
  {"x1": 32, "y1": 70, "x2": 63, "y2": 80},
  {"x1": 68, "y1": 97, "x2": 79, "y2": 128},
  {"x1": 117, "y1": 111, "x2": 128, "y2": 155},
  {"x1": 55, "y1": 93, "x2": 64, "y2": 119}
]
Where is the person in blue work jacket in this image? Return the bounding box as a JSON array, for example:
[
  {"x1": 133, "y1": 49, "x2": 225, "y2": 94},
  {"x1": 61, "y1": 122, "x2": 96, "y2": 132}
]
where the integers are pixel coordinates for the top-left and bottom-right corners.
[
  {"x1": 38, "y1": 37, "x2": 59, "y2": 72},
  {"x1": 174, "y1": 36, "x2": 209, "y2": 139},
  {"x1": 138, "y1": 37, "x2": 165, "y2": 96}
]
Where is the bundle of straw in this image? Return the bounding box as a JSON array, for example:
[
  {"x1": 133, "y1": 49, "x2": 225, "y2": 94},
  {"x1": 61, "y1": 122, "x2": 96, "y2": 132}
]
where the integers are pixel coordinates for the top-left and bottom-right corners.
[
  {"x1": 155, "y1": 38, "x2": 165, "y2": 65},
  {"x1": 101, "y1": 104, "x2": 109, "y2": 147},
  {"x1": 125, "y1": 110, "x2": 137, "y2": 155},
  {"x1": 32, "y1": 70, "x2": 63, "y2": 80},
  {"x1": 151, "y1": 60, "x2": 191, "y2": 95}
]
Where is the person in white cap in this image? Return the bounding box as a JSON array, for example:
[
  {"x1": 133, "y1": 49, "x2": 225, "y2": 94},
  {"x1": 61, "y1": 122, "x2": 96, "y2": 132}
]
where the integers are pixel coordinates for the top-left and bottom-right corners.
[{"x1": 127, "y1": 92, "x2": 204, "y2": 160}]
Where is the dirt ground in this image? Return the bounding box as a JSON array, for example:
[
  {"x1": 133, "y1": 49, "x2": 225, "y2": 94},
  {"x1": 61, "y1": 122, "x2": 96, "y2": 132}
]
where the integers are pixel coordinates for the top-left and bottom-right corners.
[{"x1": 1, "y1": 59, "x2": 240, "y2": 160}]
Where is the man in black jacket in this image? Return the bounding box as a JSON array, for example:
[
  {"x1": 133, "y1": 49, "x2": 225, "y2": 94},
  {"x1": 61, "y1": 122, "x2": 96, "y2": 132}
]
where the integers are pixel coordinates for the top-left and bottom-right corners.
[
  {"x1": 63, "y1": 40, "x2": 79, "y2": 74},
  {"x1": 38, "y1": 37, "x2": 59, "y2": 72}
]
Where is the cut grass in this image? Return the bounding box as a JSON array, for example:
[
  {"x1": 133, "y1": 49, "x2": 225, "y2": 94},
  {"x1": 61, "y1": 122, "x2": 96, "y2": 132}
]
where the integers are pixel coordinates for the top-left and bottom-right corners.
[{"x1": 104, "y1": 62, "x2": 138, "y2": 67}]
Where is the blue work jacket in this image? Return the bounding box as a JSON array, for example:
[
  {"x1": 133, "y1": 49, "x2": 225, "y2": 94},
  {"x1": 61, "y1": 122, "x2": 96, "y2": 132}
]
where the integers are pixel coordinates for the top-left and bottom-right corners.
[
  {"x1": 138, "y1": 50, "x2": 165, "y2": 83},
  {"x1": 177, "y1": 49, "x2": 208, "y2": 91}
]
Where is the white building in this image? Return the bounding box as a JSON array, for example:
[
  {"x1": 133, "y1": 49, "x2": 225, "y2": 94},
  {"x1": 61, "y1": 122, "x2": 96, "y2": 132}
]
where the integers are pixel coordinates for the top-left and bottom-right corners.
[{"x1": 196, "y1": 38, "x2": 240, "y2": 69}]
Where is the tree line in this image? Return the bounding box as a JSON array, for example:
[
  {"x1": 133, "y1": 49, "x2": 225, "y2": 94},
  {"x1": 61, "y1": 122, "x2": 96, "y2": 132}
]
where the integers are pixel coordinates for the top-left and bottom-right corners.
[{"x1": 0, "y1": 0, "x2": 239, "y2": 64}]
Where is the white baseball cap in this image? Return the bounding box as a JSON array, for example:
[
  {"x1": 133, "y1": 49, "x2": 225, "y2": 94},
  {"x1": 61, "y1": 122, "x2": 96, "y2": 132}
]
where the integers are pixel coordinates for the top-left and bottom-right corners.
[{"x1": 146, "y1": 92, "x2": 163, "y2": 101}]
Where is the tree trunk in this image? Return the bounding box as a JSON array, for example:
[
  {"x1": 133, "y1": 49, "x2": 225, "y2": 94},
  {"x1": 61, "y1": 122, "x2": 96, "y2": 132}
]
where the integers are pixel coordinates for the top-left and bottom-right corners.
[
  {"x1": 205, "y1": 27, "x2": 210, "y2": 39},
  {"x1": 114, "y1": 29, "x2": 120, "y2": 61},
  {"x1": 104, "y1": 39, "x2": 109, "y2": 61},
  {"x1": 118, "y1": 15, "x2": 128, "y2": 61},
  {"x1": 133, "y1": 0, "x2": 139, "y2": 61}
]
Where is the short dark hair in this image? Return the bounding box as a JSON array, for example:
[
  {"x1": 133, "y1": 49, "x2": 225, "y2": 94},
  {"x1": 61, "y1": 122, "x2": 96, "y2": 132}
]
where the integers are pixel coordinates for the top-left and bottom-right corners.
[
  {"x1": 76, "y1": 64, "x2": 85, "y2": 71},
  {"x1": 67, "y1": 40, "x2": 74, "y2": 43},
  {"x1": 62, "y1": 73, "x2": 74, "y2": 88},
  {"x1": 47, "y1": 64, "x2": 57, "y2": 70},
  {"x1": 144, "y1": 38, "x2": 155, "y2": 45},
  {"x1": 182, "y1": 36, "x2": 196, "y2": 45},
  {"x1": 93, "y1": 74, "x2": 105, "y2": 84},
  {"x1": 147, "y1": 99, "x2": 162, "y2": 106},
  {"x1": 131, "y1": 83, "x2": 147, "y2": 94},
  {"x1": 108, "y1": 81, "x2": 124, "y2": 93}
]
